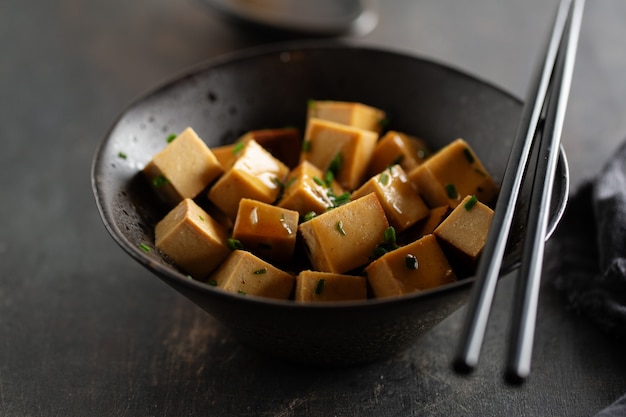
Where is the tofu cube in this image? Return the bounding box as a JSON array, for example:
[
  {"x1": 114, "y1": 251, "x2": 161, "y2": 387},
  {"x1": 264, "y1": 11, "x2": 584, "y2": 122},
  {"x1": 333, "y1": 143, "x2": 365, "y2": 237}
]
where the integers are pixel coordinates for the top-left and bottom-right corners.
[
  {"x1": 211, "y1": 143, "x2": 239, "y2": 171},
  {"x1": 277, "y1": 161, "x2": 346, "y2": 217},
  {"x1": 307, "y1": 100, "x2": 386, "y2": 134},
  {"x1": 365, "y1": 234, "x2": 457, "y2": 299},
  {"x1": 367, "y1": 130, "x2": 430, "y2": 177},
  {"x1": 434, "y1": 194, "x2": 494, "y2": 276},
  {"x1": 143, "y1": 127, "x2": 224, "y2": 206},
  {"x1": 300, "y1": 118, "x2": 378, "y2": 191},
  {"x1": 294, "y1": 270, "x2": 367, "y2": 303},
  {"x1": 351, "y1": 165, "x2": 429, "y2": 232},
  {"x1": 210, "y1": 250, "x2": 295, "y2": 300},
  {"x1": 299, "y1": 193, "x2": 389, "y2": 274},
  {"x1": 408, "y1": 138, "x2": 498, "y2": 209},
  {"x1": 208, "y1": 139, "x2": 289, "y2": 219},
  {"x1": 232, "y1": 198, "x2": 299, "y2": 264},
  {"x1": 155, "y1": 198, "x2": 230, "y2": 279}
]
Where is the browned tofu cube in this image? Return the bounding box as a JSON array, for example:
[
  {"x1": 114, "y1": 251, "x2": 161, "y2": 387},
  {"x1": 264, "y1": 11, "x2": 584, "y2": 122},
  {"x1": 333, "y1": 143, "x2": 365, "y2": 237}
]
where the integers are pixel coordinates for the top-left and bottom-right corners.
[
  {"x1": 208, "y1": 139, "x2": 289, "y2": 219},
  {"x1": 365, "y1": 234, "x2": 457, "y2": 299},
  {"x1": 232, "y1": 198, "x2": 299, "y2": 264},
  {"x1": 210, "y1": 250, "x2": 295, "y2": 300},
  {"x1": 408, "y1": 138, "x2": 498, "y2": 209},
  {"x1": 300, "y1": 118, "x2": 378, "y2": 191},
  {"x1": 155, "y1": 198, "x2": 230, "y2": 279},
  {"x1": 294, "y1": 270, "x2": 367, "y2": 303},
  {"x1": 307, "y1": 100, "x2": 386, "y2": 134},
  {"x1": 277, "y1": 161, "x2": 346, "y2": 216},
  {"x1": 434, "y1": 194, "x2": 494, "y2": 276},
  {"x1": 299, "y1": 193, "x2": 389, "y2": 274},
  {"x1": 142, "y1": 127, "x2": 224, "y2": 206},
  {"x1": 351, "y1": 165, "x2": 429, "y2": 232},
  {"x1": 367, "y1": 130, "x2": 430, "y2": 177}
]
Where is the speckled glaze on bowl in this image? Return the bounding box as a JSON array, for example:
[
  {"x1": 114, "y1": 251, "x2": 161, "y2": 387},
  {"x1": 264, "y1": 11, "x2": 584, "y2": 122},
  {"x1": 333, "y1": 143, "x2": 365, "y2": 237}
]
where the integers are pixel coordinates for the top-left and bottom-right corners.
[{"x1": 92, "y1": 42, "x2": 568, "y2": 366}]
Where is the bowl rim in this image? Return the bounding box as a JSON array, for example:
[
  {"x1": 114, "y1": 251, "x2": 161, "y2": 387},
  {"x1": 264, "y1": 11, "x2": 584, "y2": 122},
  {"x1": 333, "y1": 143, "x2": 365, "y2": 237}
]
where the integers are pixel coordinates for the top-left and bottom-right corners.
[{"x1": 91, "y1": 40, "x2": 569, "y2": 312}]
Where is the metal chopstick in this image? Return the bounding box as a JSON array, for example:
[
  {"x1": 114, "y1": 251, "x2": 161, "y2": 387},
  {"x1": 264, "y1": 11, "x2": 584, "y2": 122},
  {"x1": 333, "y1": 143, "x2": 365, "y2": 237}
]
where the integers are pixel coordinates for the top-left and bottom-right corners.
[
  {"x1": 505, "y1": 0, "x2": 585, "y2": 383},
  {"x1": 453, "y1": 0, "x2": 576, "y2": 375}
]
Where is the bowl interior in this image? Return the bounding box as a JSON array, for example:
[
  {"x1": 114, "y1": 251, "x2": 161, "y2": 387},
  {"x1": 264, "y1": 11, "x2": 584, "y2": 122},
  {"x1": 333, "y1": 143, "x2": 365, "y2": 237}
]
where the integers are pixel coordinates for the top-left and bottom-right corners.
[{"x1": 92, "y1": 42, "x2": 569, "y2": 363}]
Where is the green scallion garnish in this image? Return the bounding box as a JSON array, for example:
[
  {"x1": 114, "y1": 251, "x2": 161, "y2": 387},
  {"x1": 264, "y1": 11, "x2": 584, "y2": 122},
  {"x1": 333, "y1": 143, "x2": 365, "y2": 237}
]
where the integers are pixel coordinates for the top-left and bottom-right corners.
[
  {"x1": 152, "y1": 175, "x2": 169, "y2": 188},
  {"x1": 379, "y1": 172, "x2": 390, "y2": 186},
  {"x1": 445, "y1": 183, "x2": 458, "y2": 199},
  {"x1": 253, "y1": 268, "x2": 267, "y2": 275},
  {"x1": 226, "y1": 238, "x2": 244, "y2": 250},
  {"x1": 166, "y1": 134, "x2": 177, "y2": 143},
  {"x1": 139, "y1": 243, "x2": 151, "y2": 253},
  {"x1": 313, "y1": 176, "x2": 325, "y2": 186},
  {"x1": 464, "y1": 195, "x2": 478, "y2": 211},
  {"x1": 315, "y1": 279, "x2": 326, "y2": 295},
  {"x1": 405, "y1": 254, "x2": 418, "y2": 270},
  {"x1": 118, "y1": 151, "x2": 127, "y2": 159},
  {"x1": 302, "y1": 140, "x2": 311, "y2": 152},
  {"x1": 207, "y1": 279, "x2": 218, "y2": 286},
  {"x1": 336, "y1": 220, "x2": 346, "y2": 236},
  {"x1": 463, "y1": 147, "x2": 475, "y2": 163},
  {"x1": 384, "y1": 226, "x2": 397, "y2": 246},
  {"x1": 328, "y1": 152, "x2": 343, "y2": 175},
  {"x1": 302, "y1": 211, "x2": 317, "y2": 222},
  {"x1": 232, "y1": 141, "x2": 245, "y2": 155}
]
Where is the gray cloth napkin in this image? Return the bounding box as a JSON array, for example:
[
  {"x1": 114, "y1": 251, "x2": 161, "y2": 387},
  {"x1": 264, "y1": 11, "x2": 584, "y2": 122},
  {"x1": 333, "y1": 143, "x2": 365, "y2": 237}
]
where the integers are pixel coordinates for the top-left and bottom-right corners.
[{"x1": 547, "y1": 140, "x2": 626, "y2": 416}]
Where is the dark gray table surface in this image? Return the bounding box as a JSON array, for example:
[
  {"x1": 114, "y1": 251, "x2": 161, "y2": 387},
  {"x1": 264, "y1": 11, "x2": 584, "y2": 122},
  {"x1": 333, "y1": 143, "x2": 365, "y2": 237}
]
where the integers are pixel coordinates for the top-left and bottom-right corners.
[{"x1": 2, "y1": 0, "x2": 626, "y2": 416}]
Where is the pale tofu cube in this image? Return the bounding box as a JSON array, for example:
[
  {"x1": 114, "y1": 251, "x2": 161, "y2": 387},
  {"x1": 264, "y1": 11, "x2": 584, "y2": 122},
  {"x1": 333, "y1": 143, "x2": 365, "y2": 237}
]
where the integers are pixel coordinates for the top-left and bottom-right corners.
[
  {"x1": 300, "y1": 118, "x2": 378, "y2": 191},
  {"x1": 232, "y1": 198, "x2": 299, "y2": 264},
  {"x1": 307, "y1": 100, "x2": 386, "y2": 134},
  {"x1": 367, "y1": 130, "x2": 430, "y2": 178},
  {"x1": 277, "y1": 161, "x2": 347, "y2": 217},
  {"x1": 365, "y1": 234, "x2": 457, "y2": 299},
  {"x1": 351, "y1": 165, "x2": 429, "y2": 233},
  {"x1": 211, "y1": 143, "x2": 239, "y2": 171},
  {"x1": 208, "y1": 139, "x2": 289, "y2": 219},
  {"x1": 143, "y1": 127, "x2": 224, "y2": 206},
  {"x1": 155, "y1": 198, "x2": 230, "y2": 279},
  {"x1": 299, "y1": 193, "x2": 389, "y2": 274},
  {"x1": 408, "y1": 138, "x2": 498, "y2": 209},
  {"x1": 294, "y1": 270, "x2": 367, "y2": 303},
  {"x1": 210, "y1": 250, "x2": 295, "y2": 300},
  {"x1": 434, "y1": 194, "x2": 494, "y2": 276}
]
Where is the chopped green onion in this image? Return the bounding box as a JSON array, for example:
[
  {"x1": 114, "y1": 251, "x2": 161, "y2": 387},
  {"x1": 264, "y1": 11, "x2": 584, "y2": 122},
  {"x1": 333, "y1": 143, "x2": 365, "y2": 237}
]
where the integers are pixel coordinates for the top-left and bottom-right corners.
[
  {"x1": 118, "y1": 151, "x2": 127, "y2": 159},
  {"x1": 463, "y1": 147, "x2": 475, "y2": 163},
  {"x1": 198, "y1": 215, "x2": 205, "y2": 222},
  {"x1": 285, "y1": 176, "x2": 297, "y2": 188},
  {"x1": 302, "y1": 211, "x2": 317, "y2": 222},
  {"x1": 226, "y1": 238, "x2": 244, "y2": 250},
  {"x1": 324, "y1": 170, "x2": 334, "y2": 187},
  {"x1": 253, "y1": 268, "x2": 267, "y2": 275},
  {"x1": 445, "y1": 183, "x2": 458, "y2": 199},
  {"x1": 328, "y1": 152, "x2": 343, "y2": 175},
  {"x1": 302, "y1": 140, "x2": 311, "y2": 152},
  {"x1": 379, "y1": 172, "x2": 390, "y2": 186},
  {"x1": 237, "y1": 290, "x2": 247, "y2": 295},
  {"x1": 139, "y1": 243, "x2": 151, "y2": 253},
  {"x1": 152, "y1": 175, "x2": 169, "y2": 188},
  {"x1": 405, "y1": 254, "x2": 418, "y2": 270},
  {"x1": 336, "y1": 220, "x2": 346, "y2": 236},
  {"x1": 166, "y1": 133, "x2": 177, "y2": 143},
  {"x1": 464, "y1": 195, "x2": 478, "y2": 211},
  {"x1": 378, "y1": 117, "x2": 390, "y2": 128},
  {"x1": 330, "y1": 192, "x2": 350, "y2": 207},
  {"x1": 313, "y1": 176, "x2": 325, "y2": 186},
  {"x1": 384, "y1": 226, "x2": 397, "y2": 246},
  {"x1": 307, "y1": 99, "x2": 316, "y2": 109},
  {"x1": 232, "y1": 141, "x2": 245, "y2": 155},
  {"x1": 207, "y1": 279, "x2": 218, "y2": 286},
  {"x1": 314, "y1": 279, "x2": 326, "y2": 295}
]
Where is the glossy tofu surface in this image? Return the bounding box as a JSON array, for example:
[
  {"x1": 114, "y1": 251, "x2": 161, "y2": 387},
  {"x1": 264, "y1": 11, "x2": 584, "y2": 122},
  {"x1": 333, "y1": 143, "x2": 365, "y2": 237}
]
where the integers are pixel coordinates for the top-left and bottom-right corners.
[
  {"x1": 365, "y1": 234, "x2": 457, "y2": 298},
  {"x1": 367, "y1": 130, "x2": 430, "y2": 177},
  {"x1": 307, "y1": 100, "x2": 386, "y2": 134},
  {"x1": 299, "y1": 193, "x2": 389, "y2": 274}
]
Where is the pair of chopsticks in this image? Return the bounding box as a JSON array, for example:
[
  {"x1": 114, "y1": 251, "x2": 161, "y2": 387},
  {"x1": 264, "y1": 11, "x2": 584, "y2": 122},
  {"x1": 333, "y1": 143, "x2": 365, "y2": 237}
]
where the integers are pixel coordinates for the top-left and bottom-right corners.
[{"x1": 453, "y1": 0, "x2": 585, "y2": 383}]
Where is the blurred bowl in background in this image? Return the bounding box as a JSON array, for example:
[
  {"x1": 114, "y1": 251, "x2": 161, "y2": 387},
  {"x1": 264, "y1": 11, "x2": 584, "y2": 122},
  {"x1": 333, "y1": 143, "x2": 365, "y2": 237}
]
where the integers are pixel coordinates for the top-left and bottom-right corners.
[{"x1": 92, "y1": 41, "x2": 568, "y2": 366}]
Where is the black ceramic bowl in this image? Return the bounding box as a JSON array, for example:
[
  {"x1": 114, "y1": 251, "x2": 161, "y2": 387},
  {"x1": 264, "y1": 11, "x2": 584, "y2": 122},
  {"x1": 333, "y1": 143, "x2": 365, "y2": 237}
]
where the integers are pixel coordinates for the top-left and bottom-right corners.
[{"x1": 92, "y1": 42, "x2": 568, "y2": 366}]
